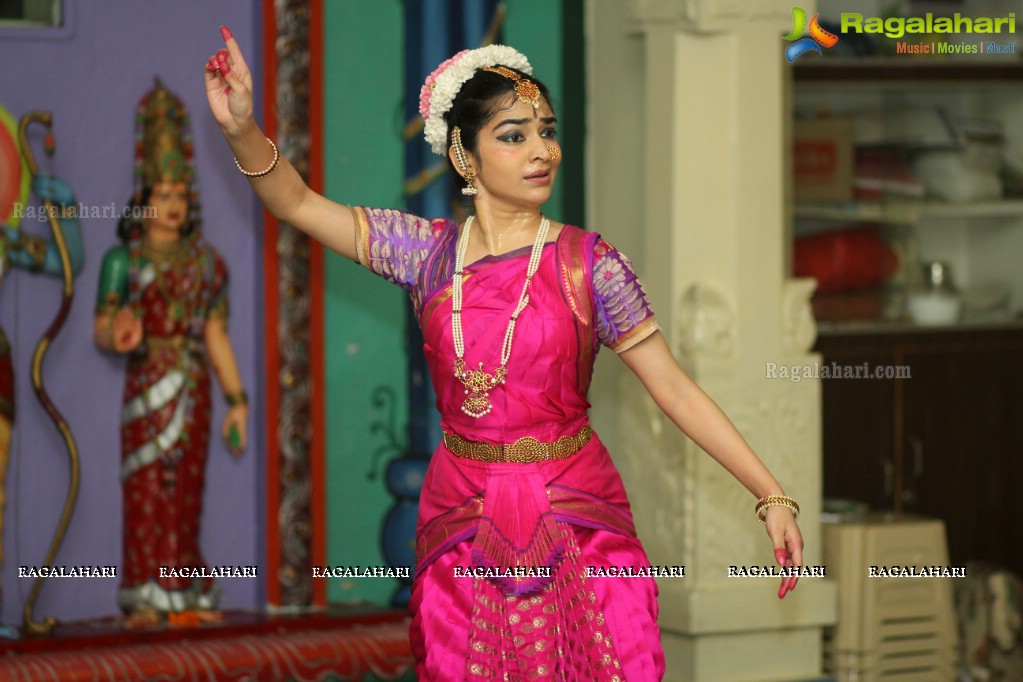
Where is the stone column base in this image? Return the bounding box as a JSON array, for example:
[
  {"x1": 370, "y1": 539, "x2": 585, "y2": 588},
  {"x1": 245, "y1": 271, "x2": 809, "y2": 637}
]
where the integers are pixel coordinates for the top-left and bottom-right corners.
[{"x1": 660, "y1": 580, "x2": 837, "y2": 682}]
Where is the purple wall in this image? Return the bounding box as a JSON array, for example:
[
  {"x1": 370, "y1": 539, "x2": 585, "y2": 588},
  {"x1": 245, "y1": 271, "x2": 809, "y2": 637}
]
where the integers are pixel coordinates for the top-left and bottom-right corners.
[{"x1": 0, "y1": 0, "x2": 265, "y2": 624}]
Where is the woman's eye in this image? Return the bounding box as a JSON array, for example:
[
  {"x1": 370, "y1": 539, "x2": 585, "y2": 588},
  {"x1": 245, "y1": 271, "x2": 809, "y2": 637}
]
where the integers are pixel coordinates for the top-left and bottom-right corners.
[
  {"x1": 499, "y1": 132, "x2": 525, "y2": 143},
  {"x1": 542, "y1": 128, "x2": 558, "y2": 138}
]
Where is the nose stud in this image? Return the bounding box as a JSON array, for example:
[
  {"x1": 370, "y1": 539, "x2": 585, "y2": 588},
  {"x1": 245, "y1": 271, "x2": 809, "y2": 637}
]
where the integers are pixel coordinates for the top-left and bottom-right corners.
[{"x1": 546, "y1": 145, "x2": 560, "y2": 161}]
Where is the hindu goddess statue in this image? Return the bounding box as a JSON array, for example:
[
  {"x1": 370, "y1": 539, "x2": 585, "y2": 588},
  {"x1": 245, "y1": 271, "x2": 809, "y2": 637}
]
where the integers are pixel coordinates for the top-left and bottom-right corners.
[{"x1": 93, "y1": 79, "x2": 247, "y2": 627}]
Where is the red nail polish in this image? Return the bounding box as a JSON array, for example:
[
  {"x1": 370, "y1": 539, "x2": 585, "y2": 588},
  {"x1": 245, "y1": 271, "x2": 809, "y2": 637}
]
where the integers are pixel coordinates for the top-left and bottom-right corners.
[
  {"x1": 217, "y1": 49, "x2": 229, "y2": 61},
  {"x1": 774, "y1": 549, "x2": 787, "y2": 566},
  {"x1": 220, "y1": 25, "x2": 233, "y2": 41}
]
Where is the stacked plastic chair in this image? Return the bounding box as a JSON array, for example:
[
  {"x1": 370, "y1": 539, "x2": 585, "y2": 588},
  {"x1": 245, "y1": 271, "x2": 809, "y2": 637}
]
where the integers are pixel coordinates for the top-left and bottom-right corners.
[{"x1": 822, "y1": 514, "x2": 959, "y2": 682}]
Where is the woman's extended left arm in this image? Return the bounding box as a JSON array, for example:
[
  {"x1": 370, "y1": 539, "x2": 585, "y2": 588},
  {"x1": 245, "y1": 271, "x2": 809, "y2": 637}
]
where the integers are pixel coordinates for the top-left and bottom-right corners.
[{"x1": 619, "y1": 330, "x2": 803, "y2": 598}]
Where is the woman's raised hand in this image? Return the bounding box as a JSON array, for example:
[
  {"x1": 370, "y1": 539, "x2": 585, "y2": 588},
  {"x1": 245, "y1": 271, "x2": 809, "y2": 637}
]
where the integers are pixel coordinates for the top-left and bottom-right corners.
[
  {"x1": 205, "y1": 26, "x2": 254, "y2": 137},
  {"x1": 202, "y1": 24, "x2": 357, "y2": 258}
]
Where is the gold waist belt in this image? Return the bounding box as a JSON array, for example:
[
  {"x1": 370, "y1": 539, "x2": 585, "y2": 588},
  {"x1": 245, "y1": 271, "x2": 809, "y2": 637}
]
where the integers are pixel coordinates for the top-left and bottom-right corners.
[{"x1": 443, "y1": 425, "x2": 593, "y2": 464}]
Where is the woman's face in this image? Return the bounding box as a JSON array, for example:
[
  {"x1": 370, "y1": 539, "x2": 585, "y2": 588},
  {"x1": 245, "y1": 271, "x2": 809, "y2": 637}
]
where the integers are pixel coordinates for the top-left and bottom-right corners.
[
  {"x1": 144, "y1": 181, "x2": 189, "y2": 235},
  {"x1": 469, "y1": 96, "x2": 560, "y2": 209}
]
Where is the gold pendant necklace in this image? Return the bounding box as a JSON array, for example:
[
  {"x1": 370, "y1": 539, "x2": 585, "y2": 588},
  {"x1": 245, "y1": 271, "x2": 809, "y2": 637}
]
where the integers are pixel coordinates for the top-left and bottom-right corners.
[{"x1": 451, "y1": 214, "x2": 550, "y2": 418}]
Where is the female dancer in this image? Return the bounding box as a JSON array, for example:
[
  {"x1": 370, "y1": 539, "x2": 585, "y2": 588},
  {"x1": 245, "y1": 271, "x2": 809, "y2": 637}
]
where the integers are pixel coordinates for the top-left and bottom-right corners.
[{"x1": 206, "y1": 29, "x2": 802, "y2": 680}]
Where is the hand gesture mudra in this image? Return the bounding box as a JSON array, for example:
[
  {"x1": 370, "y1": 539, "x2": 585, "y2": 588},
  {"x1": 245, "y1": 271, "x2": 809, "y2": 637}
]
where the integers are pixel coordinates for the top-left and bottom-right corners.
[
  {"x1": 205, "y1": 26, "x2": 254, "y2": 137},
  {"x1": 764, "y1": 505, "x2": 804, "y2": 599}
]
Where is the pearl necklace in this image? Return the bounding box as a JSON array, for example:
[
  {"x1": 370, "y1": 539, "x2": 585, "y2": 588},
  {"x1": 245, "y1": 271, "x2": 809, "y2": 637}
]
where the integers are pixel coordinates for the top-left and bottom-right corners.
[{"x1": 452, "y1": 214, "x2": 550, "y2": 417}]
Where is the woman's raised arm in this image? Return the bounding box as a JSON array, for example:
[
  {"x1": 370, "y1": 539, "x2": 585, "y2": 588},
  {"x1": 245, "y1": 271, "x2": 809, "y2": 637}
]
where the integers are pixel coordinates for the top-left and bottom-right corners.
[{"x1": 205, "y1": 26, "x2": 357, "y2": 260}]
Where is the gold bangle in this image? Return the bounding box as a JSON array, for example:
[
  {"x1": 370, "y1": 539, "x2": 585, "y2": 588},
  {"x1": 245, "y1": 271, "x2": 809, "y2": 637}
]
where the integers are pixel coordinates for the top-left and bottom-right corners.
[
  {"x1": 234, "y1": 137, "x2": 279, "y2": 178},
  {"x1": 225, "y1": 390, "x2": 248, "y2": 407},
  {"x1": 755, "y1": 495, "x2": 800, "y2": 523}
]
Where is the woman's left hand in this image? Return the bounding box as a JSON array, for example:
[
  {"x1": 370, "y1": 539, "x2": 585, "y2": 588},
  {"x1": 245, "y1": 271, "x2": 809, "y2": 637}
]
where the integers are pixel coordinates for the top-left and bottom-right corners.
[
  {"x1": 764, "y1": 506, "x2": 803, "y2": 599},
  {"x1": 222, "y1": 405, "x2": 248, "y2": 457}
]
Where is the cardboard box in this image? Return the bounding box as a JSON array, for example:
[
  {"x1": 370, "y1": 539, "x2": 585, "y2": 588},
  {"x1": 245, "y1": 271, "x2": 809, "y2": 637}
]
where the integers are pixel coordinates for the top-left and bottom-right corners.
[{"x1": 794, "y1": 117, "x2": 854, "y2": 202}]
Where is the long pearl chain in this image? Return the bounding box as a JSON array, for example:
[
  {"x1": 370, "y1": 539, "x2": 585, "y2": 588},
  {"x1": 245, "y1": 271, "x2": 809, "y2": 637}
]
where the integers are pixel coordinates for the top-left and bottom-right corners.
[{"x1": 451, "y1": 213, "x2": 550, "y2": 417}]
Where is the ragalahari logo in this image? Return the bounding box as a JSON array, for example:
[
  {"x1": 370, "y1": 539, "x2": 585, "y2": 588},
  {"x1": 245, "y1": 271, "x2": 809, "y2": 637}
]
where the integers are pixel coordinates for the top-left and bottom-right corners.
[{"x1": 784, "y1": 7, "x2": 839, "y2": 62}]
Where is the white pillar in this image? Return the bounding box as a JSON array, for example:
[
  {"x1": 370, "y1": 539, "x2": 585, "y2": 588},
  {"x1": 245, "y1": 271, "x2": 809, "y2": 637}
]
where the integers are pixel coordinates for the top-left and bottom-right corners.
[{"x1": 587, "y1": 2, "x2": 836, "y2": 680}]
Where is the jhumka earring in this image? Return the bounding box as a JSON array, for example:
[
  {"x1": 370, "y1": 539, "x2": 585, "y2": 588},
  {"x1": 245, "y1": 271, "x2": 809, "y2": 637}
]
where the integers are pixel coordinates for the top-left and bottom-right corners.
[
  {"x1": 451, "y1": 127, "x2": 477, "y2": 196},
  {"x1": 546, "y1": 145, "x2": 561, "y2": 161}
]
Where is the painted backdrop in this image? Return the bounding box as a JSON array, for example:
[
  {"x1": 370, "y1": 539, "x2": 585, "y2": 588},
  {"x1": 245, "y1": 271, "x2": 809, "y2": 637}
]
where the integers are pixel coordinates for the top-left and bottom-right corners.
[{"x1": 0, "y1": 0, "x2": 264, "y2": 624}]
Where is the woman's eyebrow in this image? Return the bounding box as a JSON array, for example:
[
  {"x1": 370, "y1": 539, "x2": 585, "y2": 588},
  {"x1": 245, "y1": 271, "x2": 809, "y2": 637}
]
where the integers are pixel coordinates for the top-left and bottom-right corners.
[
  {"x1": 492, "y1": 116, "x2": 558, "y2": 130},
  {"x1": 492, "y1": 117, "x2": 530, "y2": 130}
]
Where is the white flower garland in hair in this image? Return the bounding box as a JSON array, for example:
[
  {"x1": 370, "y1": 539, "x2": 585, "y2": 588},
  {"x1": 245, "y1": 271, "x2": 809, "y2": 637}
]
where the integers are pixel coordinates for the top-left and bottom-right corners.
[{"x1": 419, "y1": 44, "x2": 533, "y2": 155}]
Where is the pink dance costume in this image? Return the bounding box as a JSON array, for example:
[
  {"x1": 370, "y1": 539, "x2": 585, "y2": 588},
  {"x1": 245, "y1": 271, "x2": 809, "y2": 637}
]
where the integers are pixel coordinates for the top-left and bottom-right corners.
[{"x1": 352, "y1": 206, "x2": 666, "y2": 681}]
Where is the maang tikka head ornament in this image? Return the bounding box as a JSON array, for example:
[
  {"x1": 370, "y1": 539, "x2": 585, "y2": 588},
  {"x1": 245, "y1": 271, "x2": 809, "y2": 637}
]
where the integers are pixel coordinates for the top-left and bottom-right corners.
[
  {"x1": 419, "y1": 45, "x2": 534, "y2": 156},
  {"x1": 481, "y1": 66, "x2": 541, "y2": 110}
]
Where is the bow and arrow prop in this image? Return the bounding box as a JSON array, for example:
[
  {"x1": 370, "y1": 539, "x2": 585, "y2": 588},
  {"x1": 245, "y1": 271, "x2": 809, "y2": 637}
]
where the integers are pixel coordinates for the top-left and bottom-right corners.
[{"x1": 17, "y1": 112, "x2": 79, "y2": 636}]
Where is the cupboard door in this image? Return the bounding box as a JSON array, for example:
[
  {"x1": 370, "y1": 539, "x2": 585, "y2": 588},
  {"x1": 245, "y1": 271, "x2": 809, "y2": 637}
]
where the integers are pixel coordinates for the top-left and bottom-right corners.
[
  {"x1": 816, "y1": 339, "x2": 899, "y2": 510},
  {"x1": 902, "y1": 331, "x2": 1023, "y2": 575}
]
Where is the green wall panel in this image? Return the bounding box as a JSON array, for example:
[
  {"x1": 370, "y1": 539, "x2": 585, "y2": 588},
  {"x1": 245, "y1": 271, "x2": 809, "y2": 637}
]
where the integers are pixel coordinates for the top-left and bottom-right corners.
[
  {"x1": 319, "y1": 0, "x2": 582, "y2": 606},
  {"x1": 505, "y1": 0, "x2": 567, "y2": 220},
  {"x1": 323, "y1": 1, "x2": 407, "y2": 605}
]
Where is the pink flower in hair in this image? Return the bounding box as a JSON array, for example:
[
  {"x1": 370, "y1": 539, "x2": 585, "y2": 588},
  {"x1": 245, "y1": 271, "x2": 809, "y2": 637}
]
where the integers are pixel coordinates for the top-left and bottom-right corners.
[{"x1": 419, "y1": 49, "x2": 469, "y2": 120}]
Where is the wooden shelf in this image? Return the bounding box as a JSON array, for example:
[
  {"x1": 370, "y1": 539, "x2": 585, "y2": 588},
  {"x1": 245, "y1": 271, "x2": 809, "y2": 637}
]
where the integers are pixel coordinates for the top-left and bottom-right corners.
[
  {"x1": 817, "y1": 318, "x2": 1023, "y2": 336},
  {"x1": 795, "y1": 198, "x2": 1023, "y2": 224},
  {"x1": 793, "y1": 58, "x2": 1023, "y2": 84}
]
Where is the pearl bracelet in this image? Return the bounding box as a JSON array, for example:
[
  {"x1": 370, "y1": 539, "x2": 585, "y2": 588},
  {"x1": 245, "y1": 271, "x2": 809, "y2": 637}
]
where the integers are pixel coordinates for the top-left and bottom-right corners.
[
  {"x1": 234, "y1": 137, "x2": 279, "y2": 178},
  {"x1": 755, "y1": 495, "x2": 800, "y2": 523}
]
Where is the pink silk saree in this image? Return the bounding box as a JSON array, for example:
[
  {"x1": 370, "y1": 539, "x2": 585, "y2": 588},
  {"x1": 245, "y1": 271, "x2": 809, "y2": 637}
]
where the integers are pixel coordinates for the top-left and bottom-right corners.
[{"x1": 353, "y1": 207, "x2": 665, "y2": 681}]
